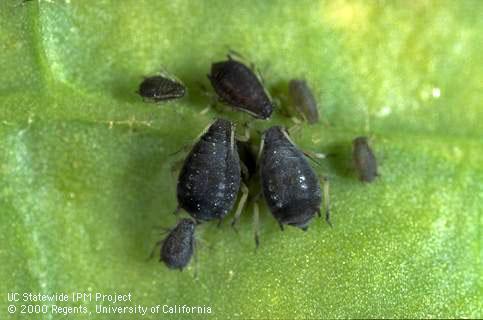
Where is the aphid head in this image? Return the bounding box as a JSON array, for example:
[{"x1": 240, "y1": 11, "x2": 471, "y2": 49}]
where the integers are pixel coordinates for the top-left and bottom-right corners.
[
  {"x1": 176, "y1": 218, "x2": 196, "y2": 234},
  {"x1": 353, "y1": 136, "x2": 369, "y2": 147},
  {"x1": 262, "y1": 126, "x2": 293, "y2": 147}
]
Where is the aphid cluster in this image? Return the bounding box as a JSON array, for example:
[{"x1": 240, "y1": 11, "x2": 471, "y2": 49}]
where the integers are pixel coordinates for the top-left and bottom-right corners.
[{"x1": 144, "y1": 53, "x2": 378, "y2": 271}]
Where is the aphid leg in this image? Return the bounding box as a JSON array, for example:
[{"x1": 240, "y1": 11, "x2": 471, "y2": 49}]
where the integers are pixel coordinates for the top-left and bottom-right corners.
[
  {"x1": 279, "y1": 223, "x2": 285, "y2": 231},
  {"x1": 231, "y1": 183, "x2": 249, "y2": 231},
  {"x1": 146, "y1": 240, "x2": 164, "y2": 262},
  {"x1": 320, "y1": 176, "x2": 332, "y2": 227},
  {"x1": 236, "y1": 122, "x2": 251, "y2": 142},
  {"x1": 253, "y1": 202, "x2": 260, "y2": 249},
  {"x1": 287, "y1": 118, "x2": 303, "y2": 136},
  {"x1": 151, "y1": 225, "x2": 171, "y2": 234},
  {"x1": 240, "y1": 161, "x2": 250, "y2": 181},
  {"x1": 172, "y1": 206, "x2": 181, "y2": 216},
  {"x1": 193, "y1": 240, "x2": 199, "y2": 280}
]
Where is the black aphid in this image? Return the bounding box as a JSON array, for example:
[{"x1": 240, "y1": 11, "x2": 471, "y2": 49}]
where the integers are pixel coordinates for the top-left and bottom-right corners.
[
  {"x1": 260, "y1": 126, "x2": 330, "y2": 230},
  {"x1": 137, "y1": 74, "x2": 186, "y2": 102},
  {"x1": 208, "y1": 55, "x2": 273, "y2": 119},
  {"x1": 352, "y1": 136, "x2": 378, "y2": 182},
  {"x1": 160, "y1": 219, "x2": 196, "y2": 270},
  {"x1": 177, "y1": 119, "x2": 242, "y2": 222},
  {"x1": 288, "y1": 79, "x2": 320, "y2": 124}
]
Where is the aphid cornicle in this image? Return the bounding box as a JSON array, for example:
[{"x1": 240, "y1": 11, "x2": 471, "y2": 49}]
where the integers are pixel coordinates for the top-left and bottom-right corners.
[
  {"x1": 208, "y1": 55, "x2": 273, "y2": 119},
  {"x1": 137, "y1": 74, "x2": 186, "y2": 102},
  {"x1": 260, "y1": 126, "x2": 329, "y2": 231},
  {"x1": 288, "y1": 79, "x2": 320, "y2": 124},
  {"x1": 352, "y1": 136, "x2": 378, "y2": 182},
  {"x1": 176, "y1": 119, "x2": 242, "y2": 222},
  {"x1": 160, "y1": 219, "x2": 196, "y2": 270}
]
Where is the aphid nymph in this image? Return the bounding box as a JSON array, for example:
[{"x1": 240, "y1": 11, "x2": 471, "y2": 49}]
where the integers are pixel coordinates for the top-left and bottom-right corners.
[
  {"x1": 160, "y1": 218, "x2": 196, "y2": 270},
  {"x1": 259, "y1": 126, "x2": 330, "y2": 230},
  {"x1": 352, "y1": 136, "x2": 378, "y2": 182},
  {"x1": 137, "y1": 74, "x2": 186, "y2": 102},
  {"x1": 288, "y1": 79, "x2": 320, "y2": 124},
  {"x1": 208, "y1": 54, "x2": 273, "y2": 119},
  {"x1": 176, "y1": 118, "x2": 242, "y2": 222}
]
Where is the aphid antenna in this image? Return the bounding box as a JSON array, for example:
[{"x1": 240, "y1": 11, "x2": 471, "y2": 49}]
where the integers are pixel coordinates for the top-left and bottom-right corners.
[
  {"x1": 319, "y1": 175, "x2": 332, "y2": 227},
  {"x1": 253, "y1": 202, "x2": 260, "y2": 250},
  {"x1": 146, "y1": 240, "x2": 164, "y2": 262},
  {"x1": 302, "y1": 150, "x2": 323, "y2": 167}
]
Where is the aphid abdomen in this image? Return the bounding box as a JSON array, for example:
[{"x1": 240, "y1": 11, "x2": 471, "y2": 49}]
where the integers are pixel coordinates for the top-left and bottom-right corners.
[
  {"x1": 161, "y1": 219, "x2": 196, "y2": 270},
  {"x1": 138, "y1": 75, "x2": 186, "y2": 102},
  {"x1": 209, "y1": 59, "x2": 273, "y2": 119},
  {"x1": 289, "y1": 79, "x2": 319, "y2": 124},
  {"x1": 260, "y1": 127, "x2": 322, "y2": 230},
  {"x1": 177, "y1": 120, "x2": 241, "y2": 221},
  {"x1": 352, "y1": 137, "x2": 378, "y2": 182}
]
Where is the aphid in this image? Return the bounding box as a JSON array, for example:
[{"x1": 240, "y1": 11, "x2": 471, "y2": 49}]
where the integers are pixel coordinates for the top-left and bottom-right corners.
[
  {"x1": 137, "y1": 74, "x2": 186, "y2": 102},
  {"x1": 288, "y1": 79, "x2": 319, "y2": 124},
  {"x1": 176, "y1": 119, "x2": 243, "y2": 222},
  {"x1": 208, "y1": 54, "x2": 273, "y2": 119},
  {"x1": 352, "y1": 136, "x2": 378, "y2": 182},
  {"x1": 160, "y1": 219, "x2": 196, "y2": 270},
  {"x1": 259, "y1": 126, "x2": 330, "y2": 230}
]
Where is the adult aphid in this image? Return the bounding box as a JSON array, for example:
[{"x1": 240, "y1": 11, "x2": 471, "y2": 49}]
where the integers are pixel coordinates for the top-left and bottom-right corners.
[
  {"x1": 352, "y1": 136, "x2": 378, "y2": 182},
  {"x1": 208, "y1": 54, "x2": 273, "y2": 119},
  {"x1": 176, "y1": 118, "x2": 247, "y2": 223},
  {"x1": 137, "y1": 73, "x2": 186, "y2": 102},
  {"x1": 259, "y1": 126, "x2": 330, "y2": 231},
  {"x1": 288, "y1": 79, "x2": 320, "y2": 124},
  {"x1": 159, "y1": 218, "x2": 196, "y2": 271}
]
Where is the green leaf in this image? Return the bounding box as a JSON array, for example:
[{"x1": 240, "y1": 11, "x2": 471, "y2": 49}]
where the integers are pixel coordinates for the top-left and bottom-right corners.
[{"x1": 1, "y1": 0, "x2": 481, "y2": 318}]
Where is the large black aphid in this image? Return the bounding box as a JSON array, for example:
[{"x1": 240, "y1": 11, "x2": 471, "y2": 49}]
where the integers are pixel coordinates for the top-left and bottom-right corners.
[
  {"x1": 176, "y1": 118, "x2": 242, "y2": 222},
  {"x1": 137, "y1": 74, "x2": 186, "y2": 102},
  {"x1": 208, "y1": 55, "x2": 273, "y2": 119},
  {"x1": 259, "y1": 126, "x2": 330, "y2": 230},
  {"x1": 160, "y1": 218, "x2": 196, "y2": 270},
  {"x1": 352, "y1": 136, "x2": 378, "y2": 182}
]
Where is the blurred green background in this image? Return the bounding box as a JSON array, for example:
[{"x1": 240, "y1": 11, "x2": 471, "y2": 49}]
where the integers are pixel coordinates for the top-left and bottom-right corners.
[{"x1": 0, "y1": 0, "x2": 481, "y2": 318}]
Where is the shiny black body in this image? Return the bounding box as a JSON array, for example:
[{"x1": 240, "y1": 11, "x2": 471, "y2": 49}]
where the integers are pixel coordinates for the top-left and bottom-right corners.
[
  {"x1": 177, "y1": 119, "x2": 241, "y2": 221},
  {"x1": 288, "y1": 79, "x2": 319, "y2": 124},
  {"x1": 353, "y1": 136, "x2": 378, "y2": 182},
  {"x1": 260, "y1": 126, "x2": 322, "y2": 230},
  {"x1": 161, "y1": 219, "x2": 196, "y2": 270},
  {"x1": 138, "y1": 75, "x2": 185, "y2": 102},
  {"x1": 208, "y1": 57, "x2": 273, "y2": 119}
]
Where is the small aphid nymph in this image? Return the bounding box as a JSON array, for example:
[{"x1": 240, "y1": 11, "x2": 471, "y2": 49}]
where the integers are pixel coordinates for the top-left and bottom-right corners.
[
  {"x1": 160, "y1": 219, "x2": 196, "y2": 270},
  {"x1": 208, "y1": 55, "x2": 273, "y2": 119},
  {"x1": 352, "y1": 136, "x2": 378, "y2": 182},
  {"x1": 259, "y1": 126, "x2": 329, "y2": 230},
  {"x1": 138, "y1": 74, "x2": 186, "y2": 102},
  {"x1": 288, "y1": 79, "x2": 319, "y2": 124},
  {"x1": 176, "y1": 119, "x2": 242, "y2": 222}
]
